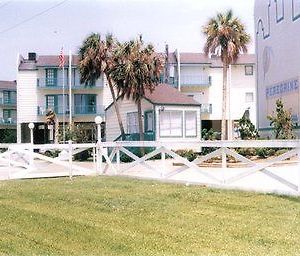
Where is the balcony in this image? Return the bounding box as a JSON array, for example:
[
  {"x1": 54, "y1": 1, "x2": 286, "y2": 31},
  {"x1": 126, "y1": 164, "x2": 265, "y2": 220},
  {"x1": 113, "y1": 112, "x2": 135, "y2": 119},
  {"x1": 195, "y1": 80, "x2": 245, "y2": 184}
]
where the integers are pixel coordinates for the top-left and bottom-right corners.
[
  {"x1": 0, "y1": 97, "x2": 16, "y2": 106},
  {"x1": 37, "y1": 105, "x2": 105, "y2": 116},
  {"x1": 0, "y1": 118, "x2": 16, "y2": 125},
  {"x1": 201, "y1": 103, "x2": 212, "y2": 114},
  {"x1": 37, "y1": 77, "x2": 103, "y2": 90},
  {"x1": 181, "y1": 75, "x2": 211, "y2": 87},
  {"x1": 167, "y1": 75, "x2": 211, "y2": 88}
]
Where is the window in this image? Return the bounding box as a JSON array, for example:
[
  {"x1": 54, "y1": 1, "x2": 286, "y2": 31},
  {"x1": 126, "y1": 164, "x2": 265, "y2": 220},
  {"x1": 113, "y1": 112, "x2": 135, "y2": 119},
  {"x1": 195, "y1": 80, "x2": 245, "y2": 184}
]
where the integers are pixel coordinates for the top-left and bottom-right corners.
[
  {"x1": 46, "y1": 95, "x2": 69, "y2": 114},
  {"x1": 3, "y1": 91, "x2": 16, "y2": 104},
  {"x1": 3, "y1": 109, "x2": 16, "y2": 123},
  {"x1": 185, "y1": 111, "x2": 197, "y2": 137},
  {"x1": 74, "y1": 94, "x2": 96, "y2": 114},
  {"x1": 159, "y1": 110, "x2": 183, "y2": 137},
  {"x1": 144, "y1": 111, "x2": 154, "y2": 132},
  {"x1": 127, "y1": 112, "x2": 138, "y2": 134},
  {"x1": 45, "y1": 68, "x2": 57, "y2": 86},
  {"x1": 245, "y1": 92, "x2": 254, "y2": 103},
  {"x1": 245, "y1": 65, "x2": 253, "y2": 76}
]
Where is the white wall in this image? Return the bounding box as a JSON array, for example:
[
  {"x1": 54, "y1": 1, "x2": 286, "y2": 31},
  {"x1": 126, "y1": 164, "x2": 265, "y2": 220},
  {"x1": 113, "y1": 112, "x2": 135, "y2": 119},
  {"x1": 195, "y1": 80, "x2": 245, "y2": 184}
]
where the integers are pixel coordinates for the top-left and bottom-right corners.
[
  {"x1": 255, "y1": 0, "x2": 300, "y2": 133},
  {"x1": 180, "y1": 64, "x2": 256, "y2": 125},
  {"x1": 105, "y1": 98, "x2": 153, "y2": 141}
]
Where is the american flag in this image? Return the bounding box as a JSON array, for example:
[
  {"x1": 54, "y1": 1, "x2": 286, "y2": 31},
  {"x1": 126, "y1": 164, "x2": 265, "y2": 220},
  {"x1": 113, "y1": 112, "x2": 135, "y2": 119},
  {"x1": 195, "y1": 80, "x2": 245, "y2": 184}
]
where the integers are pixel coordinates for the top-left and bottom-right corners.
[{"x1": 59, "y1": 47, "x2": 65, "y2": 68}]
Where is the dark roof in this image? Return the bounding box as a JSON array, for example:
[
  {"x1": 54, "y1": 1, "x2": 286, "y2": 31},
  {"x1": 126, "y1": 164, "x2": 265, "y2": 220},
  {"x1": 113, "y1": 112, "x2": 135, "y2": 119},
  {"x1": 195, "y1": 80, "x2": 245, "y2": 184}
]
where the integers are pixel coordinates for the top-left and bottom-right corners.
[
  {"x1": 144, "y1": 83, "x2": 200, "y2": 105},
  {"x1": 105, "y1": 83, "x2": 200, "y2": 111},
  {"x1": 0, "y1": 80, "x2": 16, "y2": 90}
]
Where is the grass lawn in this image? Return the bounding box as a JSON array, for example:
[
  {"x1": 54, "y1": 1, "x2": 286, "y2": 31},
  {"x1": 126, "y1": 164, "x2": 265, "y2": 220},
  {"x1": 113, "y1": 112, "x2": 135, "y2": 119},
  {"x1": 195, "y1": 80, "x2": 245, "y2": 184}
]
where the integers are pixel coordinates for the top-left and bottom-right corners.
[{"x1": 0, "y1": 176, "x2": 300, "y2": 255}]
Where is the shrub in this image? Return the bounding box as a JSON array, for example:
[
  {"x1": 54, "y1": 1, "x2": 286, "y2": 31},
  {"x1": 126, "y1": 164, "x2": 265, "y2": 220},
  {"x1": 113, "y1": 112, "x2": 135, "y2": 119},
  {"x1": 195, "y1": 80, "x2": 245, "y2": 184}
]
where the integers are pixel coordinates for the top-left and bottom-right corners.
[
  {"x1": 235, "y1": 148, "x2": 256, "y2": 158},
  {"x1": 175, "y1": 149, "x2": 197, "y2": 162}
]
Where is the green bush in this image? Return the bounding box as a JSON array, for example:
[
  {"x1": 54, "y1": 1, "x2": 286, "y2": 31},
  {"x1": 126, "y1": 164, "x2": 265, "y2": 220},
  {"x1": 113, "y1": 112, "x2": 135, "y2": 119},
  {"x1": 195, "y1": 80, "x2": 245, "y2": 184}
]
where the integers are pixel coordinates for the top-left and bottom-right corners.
[
  {"x1": 175, "y1": 149, "x2": 197, "y2": 162},
  {"x1": 255, "y1": 148, "x2": 275, "y2": 159},
  {"x1": 235, "y1": 148, "x2": 256, "y2": 158}
]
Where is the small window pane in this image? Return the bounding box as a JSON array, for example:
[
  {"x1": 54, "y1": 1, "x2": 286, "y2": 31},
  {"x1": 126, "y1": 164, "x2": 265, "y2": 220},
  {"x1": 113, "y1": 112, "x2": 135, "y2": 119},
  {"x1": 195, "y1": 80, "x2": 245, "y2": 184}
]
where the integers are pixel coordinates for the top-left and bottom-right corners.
[
  {"x1": 245, "y1": 92, "x2": 254, "y2": 103},
  {"x1": 127, "y1": 112, "x2": 138, "y2": 134},
  {"x1": 185, "y1": 111, "x2": 197, "y2": 137},
  {"x1": 245, "y1": 65, "x2": 253, "y2": 76},
  {"x1": 145, "y1": 112, "x2": 154, "y2": 132},
  {"x1": 159, "y1": 110, "x2": 183, "y2": 137}
]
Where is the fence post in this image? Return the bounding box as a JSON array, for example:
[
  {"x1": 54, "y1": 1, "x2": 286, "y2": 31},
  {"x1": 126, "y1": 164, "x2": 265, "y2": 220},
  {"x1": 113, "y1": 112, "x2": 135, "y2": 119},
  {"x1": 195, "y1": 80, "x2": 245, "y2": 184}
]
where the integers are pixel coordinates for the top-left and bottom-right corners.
[
  {"x1": 298, "y1": 145, "x2": 300, "y2": 195},
  {"x1": 68, "y1": 140, "x2": 73, "y2": 179},
  {"x1": 161, "y1": 147, "x2": 166, "y2": 178},
  {"x1": 93, "y1": 146, "x2": 96, "y2": 174},
  {"x1": 96, "y1": 141, "x2": 103, "y2": 175},
  {"x1": 221, "y1": 146, "x2": 226, "y2": 184},
  {"x1": 116, "y1": 147, "x2": 120, "y2": 173},
  {"x1": 8, "y1": 148, "x2": 11, "y2": 179}
]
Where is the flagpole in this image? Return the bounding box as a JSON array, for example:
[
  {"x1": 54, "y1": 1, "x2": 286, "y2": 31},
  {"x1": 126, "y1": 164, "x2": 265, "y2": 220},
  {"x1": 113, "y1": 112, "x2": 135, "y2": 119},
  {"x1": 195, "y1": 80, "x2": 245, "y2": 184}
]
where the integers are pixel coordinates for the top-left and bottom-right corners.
[
  {"x1": 69, "y1": 50, "x2": 72, "y2": 127},
  {"x1": 62, "y1": 48, "x2": 65, "y2": 143}
]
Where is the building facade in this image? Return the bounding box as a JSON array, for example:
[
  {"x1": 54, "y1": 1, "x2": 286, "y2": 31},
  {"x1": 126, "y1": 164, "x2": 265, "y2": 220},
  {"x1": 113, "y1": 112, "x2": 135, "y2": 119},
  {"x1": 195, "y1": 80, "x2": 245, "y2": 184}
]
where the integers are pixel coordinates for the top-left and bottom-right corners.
[
  {"x1": 17, "y1": 53, "x2": 112, "y2": 143},
  {"x1": 164, "y1": 51, "x2": 256, "y2": 139},
  {"x1": 255, "y1": 0, "x2": 300, "y2": 137},
  {"x1": 0, "y1": 80, "x2": 17, "y2": 141}
]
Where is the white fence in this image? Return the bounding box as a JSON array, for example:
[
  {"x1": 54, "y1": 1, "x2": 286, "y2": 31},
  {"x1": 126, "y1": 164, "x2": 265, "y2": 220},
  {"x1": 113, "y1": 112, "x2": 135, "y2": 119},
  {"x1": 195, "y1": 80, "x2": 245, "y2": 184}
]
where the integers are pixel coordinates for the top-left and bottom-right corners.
[{"x1": 0, "y1": 140, "x2": 300, "y2": 196}]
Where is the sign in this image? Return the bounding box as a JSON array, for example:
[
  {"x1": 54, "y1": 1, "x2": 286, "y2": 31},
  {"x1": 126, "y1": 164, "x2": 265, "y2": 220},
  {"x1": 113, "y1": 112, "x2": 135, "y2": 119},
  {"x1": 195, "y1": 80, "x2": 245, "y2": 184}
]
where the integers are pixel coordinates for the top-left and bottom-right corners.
[{"x1": 266, "y1": 78, "x2": 299, "y2": 98}]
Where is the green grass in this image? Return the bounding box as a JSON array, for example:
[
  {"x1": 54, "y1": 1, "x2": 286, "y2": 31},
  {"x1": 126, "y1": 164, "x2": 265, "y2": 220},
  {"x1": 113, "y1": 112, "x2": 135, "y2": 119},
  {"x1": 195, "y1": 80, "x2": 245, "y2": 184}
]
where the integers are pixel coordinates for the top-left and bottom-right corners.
[{"x1": 0, "y1": 176, "x2": 300, "y2": 255}]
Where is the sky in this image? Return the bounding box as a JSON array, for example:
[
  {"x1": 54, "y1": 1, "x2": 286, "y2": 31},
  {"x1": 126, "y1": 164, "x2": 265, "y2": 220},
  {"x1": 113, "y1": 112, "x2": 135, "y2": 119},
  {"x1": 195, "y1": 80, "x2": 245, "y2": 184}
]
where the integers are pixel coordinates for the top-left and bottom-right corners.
[{"x1": 0, "y1": 0, "x2": 255, "y2": 80}]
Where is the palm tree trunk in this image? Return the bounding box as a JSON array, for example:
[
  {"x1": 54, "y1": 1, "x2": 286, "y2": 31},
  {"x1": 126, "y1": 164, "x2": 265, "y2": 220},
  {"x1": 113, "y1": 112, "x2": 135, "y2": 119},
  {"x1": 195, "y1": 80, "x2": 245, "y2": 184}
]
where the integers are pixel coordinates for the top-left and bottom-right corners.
[
  {"x1": 221, "y1": 63, "x2": 228, "y2": 140},
  {"x1": 54, "y1": 117, "x2": 59, "y2": 144},
  {"x1": 107, "y1": 76, "x2": 126, "y2": 139},
  {"x1": 137, "y1": 98, "x2": 145, "y2": 155}
]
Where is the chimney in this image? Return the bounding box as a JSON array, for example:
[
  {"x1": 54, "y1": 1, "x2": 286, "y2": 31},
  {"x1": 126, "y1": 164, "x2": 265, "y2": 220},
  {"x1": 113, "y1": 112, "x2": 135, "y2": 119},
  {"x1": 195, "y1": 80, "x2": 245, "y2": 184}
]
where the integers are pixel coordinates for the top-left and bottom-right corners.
[{"x1": 28, "y1": 52, "x2": 37, "y2": 61}]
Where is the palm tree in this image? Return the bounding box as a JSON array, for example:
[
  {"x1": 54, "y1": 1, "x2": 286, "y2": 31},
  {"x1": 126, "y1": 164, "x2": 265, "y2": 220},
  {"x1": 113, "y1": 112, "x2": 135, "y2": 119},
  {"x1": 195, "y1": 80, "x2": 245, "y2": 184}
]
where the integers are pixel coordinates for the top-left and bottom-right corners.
[
  {"x1": 110, "y1": 36, "x2": 163, "y2": 143},
  {"x1": 203, "y1": 10, "x2": 250, "y2": 140},
  {"x1": 78, "y1": 33, "x2": 126, "y2": 139},
  {"x1": 45, "y1": 109, "x2": 59, "y2": 144}
]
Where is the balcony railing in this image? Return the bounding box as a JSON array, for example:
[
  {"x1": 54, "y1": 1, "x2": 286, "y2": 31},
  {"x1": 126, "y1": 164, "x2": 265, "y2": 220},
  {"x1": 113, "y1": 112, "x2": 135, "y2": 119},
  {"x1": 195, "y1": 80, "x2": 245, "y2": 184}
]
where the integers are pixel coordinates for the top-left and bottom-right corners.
[
  {"x1": 37, "y1": 105, "x2": 105, "y2": 116},
  {"x1": 0, "y1": 118, "x2": 16, "y2": 125},
  {"x1": 37, "y1": 77, "x2": 103, "y2": 89},
  {"x1": 181, "y1": 75, "x2": 211, "y2": 86},
  {"x1": 167, "y1": 75, "x2": 211, "y2": 87},
  {"x1": 0, "y1": 97, "x2": 16, "y2": 106},
  {"x1": 200, "y1": 103, "x2": 212, "y2": 114}
]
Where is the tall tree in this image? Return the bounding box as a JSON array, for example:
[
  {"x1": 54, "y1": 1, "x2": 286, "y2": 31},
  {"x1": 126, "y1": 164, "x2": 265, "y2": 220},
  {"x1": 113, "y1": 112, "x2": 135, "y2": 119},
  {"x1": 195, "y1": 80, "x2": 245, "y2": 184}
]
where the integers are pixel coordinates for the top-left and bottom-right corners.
[
  {"x1": 110, "y1": 36, "x2": 163, "y2": 142},
  {"x1": 203, "y1": 10, "x2": 250, "y2": 140},
  {"x1": 78, "y1": 33, "x2": 126, "y2": 139}
]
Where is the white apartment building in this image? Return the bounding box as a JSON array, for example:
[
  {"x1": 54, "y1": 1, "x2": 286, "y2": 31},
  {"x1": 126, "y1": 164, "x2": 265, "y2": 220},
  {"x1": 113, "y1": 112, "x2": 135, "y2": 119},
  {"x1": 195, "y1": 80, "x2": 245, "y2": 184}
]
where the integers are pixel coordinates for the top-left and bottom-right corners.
[
  {"x1": 165, "y1": 51, "x2": 256, "y2": 139},
  {"x1": 255, "y1": 0, "x2": 300, "y2": 137},
  {"x1": 0, "y1": 80, "x2": 17, "y2": 132},
  {"x1": 17, "y1": 53, "x2": 112, "y2": 143}
]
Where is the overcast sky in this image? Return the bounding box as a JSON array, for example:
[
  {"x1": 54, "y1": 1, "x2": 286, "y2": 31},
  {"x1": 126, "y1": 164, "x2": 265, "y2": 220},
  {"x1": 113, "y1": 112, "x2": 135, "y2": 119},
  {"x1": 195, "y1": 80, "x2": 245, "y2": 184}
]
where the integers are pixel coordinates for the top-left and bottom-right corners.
[{"x1": 0, "y1": 0, "x2": 255, "y2": 80}]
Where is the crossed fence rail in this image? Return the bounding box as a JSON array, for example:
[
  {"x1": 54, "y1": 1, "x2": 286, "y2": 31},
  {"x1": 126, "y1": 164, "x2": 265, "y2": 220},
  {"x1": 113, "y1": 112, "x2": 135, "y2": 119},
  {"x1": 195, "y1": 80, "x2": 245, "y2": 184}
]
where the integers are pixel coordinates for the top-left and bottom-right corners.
[{"x1": 0, "y1": 140, "x2": 300, "y2": 195}]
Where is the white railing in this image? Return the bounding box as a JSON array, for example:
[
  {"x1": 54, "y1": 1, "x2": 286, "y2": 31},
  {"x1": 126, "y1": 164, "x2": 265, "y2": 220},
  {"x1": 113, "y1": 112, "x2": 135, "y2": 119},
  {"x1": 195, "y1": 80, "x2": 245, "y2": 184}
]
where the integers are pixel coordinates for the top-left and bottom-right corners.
[{"x1": 0, "y1": 140, "x2": 300, "y2": 196}]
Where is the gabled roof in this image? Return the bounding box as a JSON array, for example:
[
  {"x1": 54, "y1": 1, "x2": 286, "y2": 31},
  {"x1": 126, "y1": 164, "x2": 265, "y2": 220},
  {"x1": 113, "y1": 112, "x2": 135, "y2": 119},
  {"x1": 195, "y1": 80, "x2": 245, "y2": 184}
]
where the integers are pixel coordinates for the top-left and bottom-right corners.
[
  {"x1": 105, "y1": 83, "x2": 200, "y2": 111},
  {"x1": 144, "y1": 83, "x2": 200, "y2": 105},
  {"x1": 0, "y1": 80, "x2": 16, "y2": 90}
]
